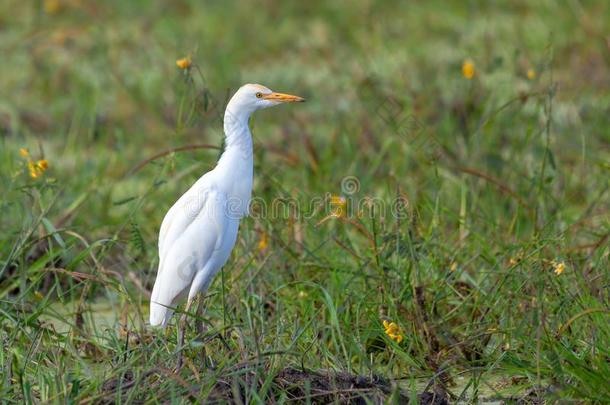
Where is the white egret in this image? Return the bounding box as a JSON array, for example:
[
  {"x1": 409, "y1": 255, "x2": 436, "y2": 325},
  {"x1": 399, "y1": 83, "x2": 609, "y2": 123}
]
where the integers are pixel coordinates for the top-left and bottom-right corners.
[{"x1": 149, "y1": 84, "x2": 304, "y2": 329}]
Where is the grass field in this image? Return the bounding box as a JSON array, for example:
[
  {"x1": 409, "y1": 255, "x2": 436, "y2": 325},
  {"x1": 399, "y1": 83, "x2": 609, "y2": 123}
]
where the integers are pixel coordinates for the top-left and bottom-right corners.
[{"x1": 1, "y1": 1, "x2": 609, "y2": 403}]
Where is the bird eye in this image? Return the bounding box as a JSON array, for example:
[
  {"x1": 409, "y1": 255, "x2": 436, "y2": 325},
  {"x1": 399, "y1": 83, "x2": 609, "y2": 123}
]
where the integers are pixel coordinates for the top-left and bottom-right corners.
[{"x1": 255, "y1": 92, "x2": 263, "y2": 98}]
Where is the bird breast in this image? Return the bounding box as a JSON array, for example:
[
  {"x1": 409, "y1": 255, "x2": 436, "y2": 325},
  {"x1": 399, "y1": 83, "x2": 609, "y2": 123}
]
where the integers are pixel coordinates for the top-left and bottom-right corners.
[{"x1": 214, "y1": 149, "x2": 253, "y2": 218}]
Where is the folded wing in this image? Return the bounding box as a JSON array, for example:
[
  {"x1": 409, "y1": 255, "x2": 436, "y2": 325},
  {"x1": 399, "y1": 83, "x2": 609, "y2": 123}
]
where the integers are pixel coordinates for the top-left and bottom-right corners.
[{"x1": 150, "y1": 183, "x2": 228, "y2": 327}]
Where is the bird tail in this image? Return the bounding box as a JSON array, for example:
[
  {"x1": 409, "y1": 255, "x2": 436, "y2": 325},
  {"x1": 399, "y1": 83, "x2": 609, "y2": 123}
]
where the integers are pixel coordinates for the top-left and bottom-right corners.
[
  {"x1": 149, "y1": 301, "x2": 173, "y2": 327},
  {"x1": 149, "y1": 256, "x2": 196, "y2": 327},
  {"x1": 149, "y1": 282, "x2": 174, "y2": 327},
  {"x1": 149, "y1": 271, "x2": 184, "y2": 327}
]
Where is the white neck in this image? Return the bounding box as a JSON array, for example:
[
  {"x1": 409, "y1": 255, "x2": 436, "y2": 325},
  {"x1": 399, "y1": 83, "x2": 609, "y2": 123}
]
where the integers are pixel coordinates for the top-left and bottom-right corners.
[
  {"x1": 213, "y1": 101, "x2": 254, "y2": 218},
  {"x1": 220, "y1": 101, "x2": 254, "y2": 163}
]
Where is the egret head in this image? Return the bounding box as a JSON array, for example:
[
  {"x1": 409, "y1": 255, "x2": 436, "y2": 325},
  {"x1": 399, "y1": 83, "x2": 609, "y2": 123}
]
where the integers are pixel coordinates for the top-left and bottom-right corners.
[{"x1": 227, "y1": 83, "x2": 305, "y2": 118}]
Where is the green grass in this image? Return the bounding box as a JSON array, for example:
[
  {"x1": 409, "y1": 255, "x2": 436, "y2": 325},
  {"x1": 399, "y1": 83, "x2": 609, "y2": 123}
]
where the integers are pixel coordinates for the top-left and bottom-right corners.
[{"x1": 1, "y1": 0, "x2": 609, "y2": 403}]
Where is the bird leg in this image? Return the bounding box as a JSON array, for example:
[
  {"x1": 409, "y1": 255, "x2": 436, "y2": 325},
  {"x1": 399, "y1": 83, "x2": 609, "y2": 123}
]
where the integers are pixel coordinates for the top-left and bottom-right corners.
[
  {"x1": 175, "y1": 299, "x2": 193, "y2": 372},
  {"x1": 193, "y1": 294, "x2": 211, "y2": 368},
  {"x1": 195, "y1": 294, "x2": 206, "y2": 337}
]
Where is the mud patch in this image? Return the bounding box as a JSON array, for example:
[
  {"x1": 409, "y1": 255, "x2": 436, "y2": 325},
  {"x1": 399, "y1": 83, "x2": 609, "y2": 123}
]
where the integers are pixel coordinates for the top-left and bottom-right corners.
[
  {"x1": 209, "y1": 366, "x2": 449, "y2": 404},
  {"x1": 100, "y1": 365, "x2": 449, "y2": 404}
]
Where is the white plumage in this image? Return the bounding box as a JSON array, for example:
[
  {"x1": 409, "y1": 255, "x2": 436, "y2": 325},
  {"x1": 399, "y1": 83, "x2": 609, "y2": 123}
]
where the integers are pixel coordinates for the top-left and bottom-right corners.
[{"x1": 149, "y1": 83, "x2": 304, "y2": 327}]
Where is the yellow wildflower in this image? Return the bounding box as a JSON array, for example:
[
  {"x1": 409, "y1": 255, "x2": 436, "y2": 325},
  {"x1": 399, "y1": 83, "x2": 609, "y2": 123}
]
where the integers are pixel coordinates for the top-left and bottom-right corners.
[
  {"x1": 37, "y1": 159, "x2": 49, "y2": 171},
  {"x1": 449, "y1": 262, "x2": 457, "y2": 272},
  {"x1": 509, "y1": 251, "x2": 524, "y2": 266},
  {"x1": 526, "y1": 68, "x2": 536, "y2": 80},
  {"x1": 462, "y1": 59, "x2": 475, "y2": 79},
  {"x1": 330, "y1": 195, "x2": 347, "y2": 218},
  {"x1": 44, "y1": 0, "x2": 61, "y2": 14},
  {"x1": 298, "y1": 290, "x2": 308, "y2": 299},
  {"x1": 19, "y1": 148, "x2": 29, "y2": 157},
  {"x1": 176, "y1": 56, "x2": 192, "y2": 70},
  {"x1": 257, "y1": 232, "x2": 268, "y2": 253},
  {"x1": 27, "y1": 158, "x2": 49, "y2": 179},
  {"x1": 383, "y1": 320, "x2": 404, "y2": 344},
  {"x1": 28, "y1": 161, "x2": 37, "y2": 177},
  {"x1": 552, "y1": 260, "x2": 565, "y2": 276}
]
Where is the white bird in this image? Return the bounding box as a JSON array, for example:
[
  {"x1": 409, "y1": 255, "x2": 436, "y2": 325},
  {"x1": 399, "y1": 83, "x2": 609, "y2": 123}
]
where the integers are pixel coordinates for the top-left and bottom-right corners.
[{"x1": 149, "y1": 83, "x2": 304, "y2": 327}]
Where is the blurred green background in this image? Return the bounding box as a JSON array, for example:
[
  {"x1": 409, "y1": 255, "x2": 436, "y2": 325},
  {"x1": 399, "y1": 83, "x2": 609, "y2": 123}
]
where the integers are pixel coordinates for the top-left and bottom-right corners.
[{"x1": 1, "y1": 1, "x2": 609, "y2": 402}]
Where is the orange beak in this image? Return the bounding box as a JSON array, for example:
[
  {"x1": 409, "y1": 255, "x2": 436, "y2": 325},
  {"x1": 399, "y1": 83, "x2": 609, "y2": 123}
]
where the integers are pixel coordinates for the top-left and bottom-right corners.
[{"x1": 262, "y1": 92, "x2": 306, "y2": 103}]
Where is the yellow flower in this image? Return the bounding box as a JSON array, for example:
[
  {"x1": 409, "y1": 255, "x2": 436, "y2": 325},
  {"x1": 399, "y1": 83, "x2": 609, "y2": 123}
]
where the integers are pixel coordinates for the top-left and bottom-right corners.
[
  {"x1": 44, "y1": 0, "x2": 61, "y2": 14},
  {"x1": 552, "y1": 260, "x2": 565, "y2": 276},
  {"x1": 462, "y1": 59, "x2": 475, "y2": 79},
  {"x1": 383, "y1": 320, "x2": 404, "y2": 344},
  {"x1": 526, "y1": 68, "x2": 536, "y2": 80},
  {"x1": 257, "y1": 232, "x2": 268, "y2": 253},
  {"x1": 509, "y1": 252, "x2": 524, "y2": 266},
  {"x1": 176, "y1": 57, "x2": 192, "y2": 70},
  {"x1": 27, "y1": 158, "x2": 49, "y2": 179},
  {"x1": 330, "y1": 195, "x2": 347, "y2": 218},
  {"x1": 19, "y1": 148, "x2": 29, "y2": 157},
  {"x1": 37, "y1": 159, "x2": 49, "y2": 171},
  {"x1": 449, "y1": 262, "x2": 457, "y2": 272},
  {"x1": 298, "y1": 290, "x2": 308, "y2": 299}
]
